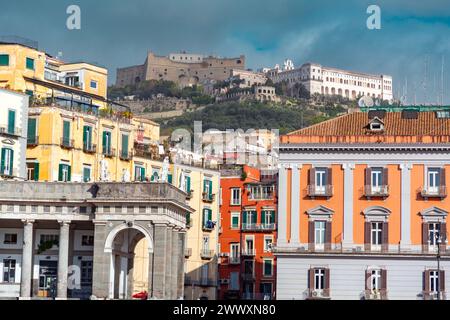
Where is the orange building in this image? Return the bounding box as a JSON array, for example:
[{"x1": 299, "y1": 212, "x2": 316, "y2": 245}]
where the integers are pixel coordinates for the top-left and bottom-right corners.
[
  {"x1": 275, "y1": 110, "x2": 450, "y2": 300},
  {"x1": 218, "y1": 165, "x2": 277, "y2": 299}
]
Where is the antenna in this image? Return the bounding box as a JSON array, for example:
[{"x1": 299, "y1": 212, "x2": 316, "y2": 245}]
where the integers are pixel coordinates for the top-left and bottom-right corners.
[
  {"x1": 423, "y1": 55, "x2": 429, "y2": 105},
  {"x1": 441, "y1": 55, "x2": 445, "y2": 106}
]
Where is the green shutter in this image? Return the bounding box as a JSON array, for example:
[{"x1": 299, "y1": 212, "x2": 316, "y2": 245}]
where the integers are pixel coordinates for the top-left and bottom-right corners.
[
  {"x1": 203, "y1": 180, "x2": 207, "y2": 193},
  {"x1": 209, "y1": 180, "x2": 213, "y2": 195},
  {"x1": 34, "y1": 163, "x2": 40, "y2": 181},
  {"x1": 141, "y1": 167, "x2": 146, "y2": 181},
  {"x1": 168, "y1": 173, "x2": 173, "y2": 184},
  {"x1": 102, "y1": 131, "x2": 107, "y2": 153},
  {"x1": 186, "y1": 213, "x2": 191, "y2": 225},
  {"x1": 186, "y1": 176, "x2": 191, "y2": 192},
  {"x1": 208, "y1": 208, "x2": 212, "y2": 222},
  {"x1": 264, "y1": 260, "x2": 272, "y2": 275},
  {"x1": 58, "y1": 164, "x2": 63, "y2": 181},
  {"x1": 9, "y1": 150, "x2": 13, "y2": 175},
  {"x1": 243, "y1": 211, "x2": 247, "y2": 225},
  {"x1": 122, "y1": 134, "x2": 129, "y2": 156},
  {"x1": 26, "y1": 57, "x2": 34, "y2": 70},
  {"x1": 63, "y1": 121, "x2": 70, "y2": 142},
  {"x1": 271, "y1": 211, "x2": 275, "y2": 224},
  {"x1": 28, "y1": 118, "x2": 36, "y2": 141},
  {"x1": 0, "y1": 54, "x2": 9, "y2": 66},
  {"x1": 67, "y1": 165, "x2": 71, "y2": 181},
  {"x1": 8, "y1": 110, "x2": 15, "y2": 134},
  {"x1": 83, "y1": 126, "x2": 88, "y2": 147},
  {"x1": 252, "y1": 211, "x2": 257, "y2": 224},
  {"x1": 232, "y1": 216, "x2": 239, "y2": 228},
  {"x1": 261, "y1": 210, "x2": 267, "y2": 225},
  {"x1": 202, "y1": 208, "x2": 207, "y2": 225}
]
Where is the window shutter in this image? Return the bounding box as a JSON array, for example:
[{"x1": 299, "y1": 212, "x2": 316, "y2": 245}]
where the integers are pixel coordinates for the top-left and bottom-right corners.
[
  {"x1": 308, "y1": 221, "x2": 315, "y2": 251},
  {"x1": 141, "y1": 167, "x2": 146, "y2": 181},
  {"x1": 364, "y1": 222, "x2": 371, "y2": 251},
  {"x1": 202, "y1": 209, "x2": 206, "y2": 226},
  {"x1": 168, "y1": 173, "x2": 172, "y2": 184},
  {"x1": 424, "y1": 270, "x2": 430, "y2": 294},
  {"x1": 261, "y1": 210, "x2": 266, "y2": 225},
  {"x1": 67, "y1": 165, "x2": 71, "y2": 181},
  {"x1": 28, "y1": 118, "x2": 36, "y2": 140},
  {"x1": 271, "y1": 211, "x2": 275, "y2": 224},
  {"x1": 242, "y1": 211, "x2": 247, "y2": 225},
  {"x1": 102, "y1": 131, "x2": 107, "y2": 152},
  {"x1": 324, "y1": 268, "x2": 330, "y2": 290},
  {"x1": 58, "y1": 164, "x2": 63, "y2": 181},
  {"x1": 441, "y1": 168, "x2": 446, "y2": 188},
  {"x1": 309, "y1": 168, "x2": 316, "y2": 186},
  {"x1": 365, "y1": 270, "x2": 371, "y2": 290},
  {"x1": 186, "y1": 176, "x2": 191, "y2": 192},
  {"x1": 308, "y1": 268, "x2": 314, "y2": 289},
  {"x1": 0, "y1": 54, "x2": 9, "y2": 66},
  {"x1": 8, "y1": 110, "x2": 15, "y2": 134},
  {"x1": 0, "y1": 148, "x2": 5, "y2": 173},
  {"x1": 440, "y1": 270, "x2": 445, "y2": 292},
  {"x1": 208, "y1": 208, "x2": 212, "y2": 222},
  {"x1": 203, "y1": 179, "x2": 207, "y2": 193},
  {"x1": 326, "y1": 167, "x2": 332, "y2": 186},
  {"x1": 422, "y1": 223, "x2": 429, "y2": 252},
  {"x1": 381, "y1": 269, "x2": 387, "y2": 290},
  {"x1": 382, "y1": 222, "x2": 389, "y2": 252},
  {"x1": 34, "y1": 162, "x2": 39, "y2": 181},
  {"x1": 63, "y1": 121, "x2": 70, "y2": 141},
  {"x1": 364, "y1": 167, "x2": 371, "y2": 186},
  {"x1": 383, "y1": 167, "x2": 389, "y2": 186},
  {"x1": 8, "y1": 149, "x2": 13, "y2": 175},
  {"x1": 325, "y1": 221, "x2": 332, "y2": 250},
  {"x1": 122, "y1": 134, "x2": 129, "y2": 154},
  {"x1": 209, "y1": 180, "x2": 213, "y2": 195}
]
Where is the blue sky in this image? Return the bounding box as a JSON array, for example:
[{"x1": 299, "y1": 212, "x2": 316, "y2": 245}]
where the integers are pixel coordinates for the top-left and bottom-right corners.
[{"x1": 2, "y1": 0, "x2": 450, "y2": 104}]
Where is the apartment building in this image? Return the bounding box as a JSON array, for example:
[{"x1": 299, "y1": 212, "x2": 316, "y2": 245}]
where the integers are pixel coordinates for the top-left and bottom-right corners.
[
  {"x1": 230, "y1": 69, "x2": 267, "y2": 88},
  {"x1": 267, "y1": 62, "x2": 393, "y2": 101},
  {"x1": 0, "y1": 88, "x2": 29, "y2": 180},
  {"x1": 275, "y1": 110, "x2": 450, "y2": 300},
  {"x1": 116, "y1": 51, "x2": 245, "y2": 88},
  {"x1": 218, "y1": 166, "x2": 277, "y2": 300}
]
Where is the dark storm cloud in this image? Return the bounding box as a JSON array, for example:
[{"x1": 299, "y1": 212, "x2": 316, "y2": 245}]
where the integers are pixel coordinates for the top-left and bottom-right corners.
[{"x1": 1, "y1": 0, "x2": 450, "y2": 103}]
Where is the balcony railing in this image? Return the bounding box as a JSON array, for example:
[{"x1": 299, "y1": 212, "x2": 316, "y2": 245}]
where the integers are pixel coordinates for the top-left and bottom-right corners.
[
  {"x1": 241, "y1": 223, "x2": 277, "y2": 232},
  {"x1": 60, "y1": 137, "x2": 74, "y2": 149},
  {"x1": 27, "y1": 135, "x2": 39, "y2": 146},
  {"x1": 242, "y1": 292, "x2": 273, "y2": 300},
  {"x1": 102, "y1": 147, "x2": 115, "y2": 158},
  {"x1": 200, "y1": 249, "x2": 214, "y2": 259},
  {"x1": 423, "y1": 291, "x2": 446, "y2": 300},
  {"x1": 241, "y1": 249, "x2": 255, "y2": 256},
  {"x1": 119, "y1": 149, "x2": 133, "y2": 161},
  {"x1": 307, "y1": 289, "x2": 331, "y2": 299},
  {"x1": 83, "y1": 143, "x2": 97, "y2": 154},
  {"x1": 364, "y1": 289, "x2": 387, "y2": 300},
  {"x1": 364, "y1": 185, "x2": 389, "y2": 197},
  {"x1": 0, "y1": 168, "x2": 16, "y2": 179},
  {"x1": 202, "y1": 220, "x2": 215, "y2": 231},
  {"x1": 184, "y1": 248, "x2": 192, "y2": 258},
  {"x1": 420, "y1": 186, "x2": 447, "y2": 199},
  {"x1": 198, "y1": 278, "x2": 217, "y2": 287},
  {"x1": 186, "y1": 190, "x2": 193, "y2": 199},
  {"x1": 0, "y1": 126, "x2": 21, "y2": 137},
  {"x1": 307, "y1": 185, "x2": 333, "y2": 197},
  {"x1": 134, "y1": 147, "x2": 154, "y2": 159},
  {"x1": 229, "y1": 256, "x2": 240, "y2": 264},
  {"x1": 202, "y1": 192, "x2": 215, "y2": 203}
]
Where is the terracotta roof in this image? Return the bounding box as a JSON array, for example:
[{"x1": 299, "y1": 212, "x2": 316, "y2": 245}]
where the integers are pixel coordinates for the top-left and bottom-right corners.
[{"x1": 287, "y1": 112, "x2": 450, "y2": 137}]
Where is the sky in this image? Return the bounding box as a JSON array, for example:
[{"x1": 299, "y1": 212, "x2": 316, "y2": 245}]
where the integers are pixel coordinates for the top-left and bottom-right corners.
[{"x1": 1, "y1": 0, "x2": 450, "y2": 104}]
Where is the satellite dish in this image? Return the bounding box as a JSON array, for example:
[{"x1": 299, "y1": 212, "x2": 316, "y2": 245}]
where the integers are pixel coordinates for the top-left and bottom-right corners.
[{"x1": 358, "y1": 96, "x2": 374, "y2": 108}]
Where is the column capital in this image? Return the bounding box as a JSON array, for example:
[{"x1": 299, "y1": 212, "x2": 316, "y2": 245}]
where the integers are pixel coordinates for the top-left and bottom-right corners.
[
  {"x1": 342, "y1": 163, "x2": 355, "y2": 170},
  {"x1": 400, "y1": 163, "x2": 413, "y2": 170},
  {"x1": 291, "y1": 164, "x2": 303, "y2": 170},
  {"x1": 57, "y1": 220, "x2": 71, "y2": 226},
  {"x1": 21, "y1": 219, "x2": 35, "y2": 225}
]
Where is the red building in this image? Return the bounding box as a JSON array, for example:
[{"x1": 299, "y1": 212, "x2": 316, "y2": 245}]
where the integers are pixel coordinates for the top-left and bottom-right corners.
[{"x1": 218, "y1": 165, "x2": 277, "y2": 300}]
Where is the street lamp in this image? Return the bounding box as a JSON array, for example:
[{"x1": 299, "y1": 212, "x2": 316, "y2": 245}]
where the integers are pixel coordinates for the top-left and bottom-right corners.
[{"x1": 436, "y1": 233, "x2": 448, "y2": 301}]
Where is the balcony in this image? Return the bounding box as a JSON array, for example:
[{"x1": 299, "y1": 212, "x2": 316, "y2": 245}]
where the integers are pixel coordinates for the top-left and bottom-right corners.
[
  {"x1": 307, "y1": 289, "x2": 331, "y2": 300},
  {"x1": 184, "y1": 248, "x2": 192, "y2": 258},
  {"x1": 27, "y1": 136, "x2": 39, "y2": 147},
  {"x1": 134, "y1": 147, "x2": 154, "y2": 160},
  {"x1": 364, "y1": 289, "x2": 387, "y2": 300},
  {"x1": 83, "y1": 143, "x2": 97, "y2": 154},
  {"x1": 229, "y1": 256, "x2": 240, "y2": 264},
  {"x1": 102, "y1": 147, "x2": 115, "y2": 158},
  {"x1": 119, "y1": 149, "x2": 133, "y2": 161},
  {"x1": 186, "y1": 190, "x2": 193, "y2": 200},
  {"x1": 420, "y1": 186, "x2": 447, "y2": 199},
  {"x1": 364, "y1": 185, "x2": 389, "y2": 198},
  {"x1": 60, "y1": 137, "x2": 74, "y2": 149},
  {"x1": 0, "y1": 168, "x2": 16, "y2": 179},
  {"x1": 307, "y1": 185, "x2": 333, "y2": 198},
  {"x1": 200, "y1": 249, "x2": 214, "y2": 260},
  {"x1": 0, "y1": 126, "x2": 21, "y2": 137},
  {"x1": 241, "y1": 249, "x2": 255, "y2": 256},
  {"x1": 202, "y1": 220, "x2": 215, "y2": 232},
  {"x1": 241, "y1": 223, "x2": 277, "y2": 232},
  {"x1": 202, "y1": 192, "x2": 215, "y2": 203},
  {"x1": 241, "y1": 273, "x2": 255, "y2": 282},
  {"x1": 423, "y1": 291, "x2": 446, "y2": 300}
]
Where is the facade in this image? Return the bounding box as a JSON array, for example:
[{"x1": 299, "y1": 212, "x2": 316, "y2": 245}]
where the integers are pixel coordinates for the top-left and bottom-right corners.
[
  {"x1": 266, "y1": 62, "x2": 393, "y2": 101},
  {"x1": 231, "y1": 69, "x2": 267, "y2": 88},
  {"x1": 218, "y1": 166, "x2": 278, "y2": 300},
  {"x1": 0, "y1": 181, "x2": 192, "y2": 299},
  {"x1": 275, "y1": 110, "x2": 450, "y2": 300},
  {"x1": 0, "y1": 38, "x2": 108, "y2": 109},
  {"x1": 116, "y1": 51, "x2": 246, "y2": 88},
  {"x1": 0, "y1": 88, "x2": 29, "y2": 180}
]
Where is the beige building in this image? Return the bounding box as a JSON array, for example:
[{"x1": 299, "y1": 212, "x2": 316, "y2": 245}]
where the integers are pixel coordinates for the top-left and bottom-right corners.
[
  {"x1": 231, "y1": 69, "x2": 267, "y2": 88},
  {"x1": 116, "y1": 51, "x2": 246, "y2": 88}
]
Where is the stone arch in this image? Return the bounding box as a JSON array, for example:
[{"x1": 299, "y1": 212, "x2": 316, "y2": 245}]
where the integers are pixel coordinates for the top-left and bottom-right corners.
[{"x1": 104, "y1": 223, "x2": 154, "y2": 254}]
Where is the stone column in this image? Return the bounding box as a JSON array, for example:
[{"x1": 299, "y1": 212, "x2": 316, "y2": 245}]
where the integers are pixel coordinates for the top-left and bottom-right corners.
[
  {"x1": 92, "y1": 220, "x2": 110, "y2": 299},
  {"x1": 20, "y1": 219, "x2": 34, "y2": 299},
  {"x1": 400, "y1": 163, "x2": 413, "y2": 249},
  {"x1": 277, "y1": 165, "x2": 288, "y2": 245},
  {"x1": 57, "y1": 220, "x2": 70, "y2": 299},
  {"x1": 290, "y1": 164, "x2": 302, "y2": 245},
  {"x1": 177, "y1": 231, "x2": 186, "y2": 299},
  {"x1": 171, "y1": 228, "x2": 179, "y2": 299},
  {"x1": 152, "y1": 224, "x2": 168, "y2": 299},
  {"x1": 164, "y1": 228, "x2": 173, "y2": 298},
  {"x1": 342, "y1": 163, "x2": 355, "y2": 249}
]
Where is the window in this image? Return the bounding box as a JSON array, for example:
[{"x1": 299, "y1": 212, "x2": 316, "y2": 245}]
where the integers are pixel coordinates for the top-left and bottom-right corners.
[
  {"x1": 134, "y1": 165, "x2": 145, "y2": 182},
  {"x1": 261, "y1": 210, "x2": 275, "y2": 227},
  {"x1": 430, "y1": 270, "x2": 439, "y2": 293},
  {"x1": 314, "y1": 269, "x2": 325, "y2": 290},
  {"x1": 62, "y1": 120, "x2": 71, "y2": 145},
  {"x1": 26, "y1": 57, "x2": 35, "y2": 70},
  {"x1": 27, "y1": 118, "x2": 37, "y2": 144},
  {"x1": 150, "y1": 169, "x2": 159, "y2": 182},
  {"x1": 231, "y1": 188, "x2": 241, "y2": 205},
  {"x1": 81, "y1": 235, "x2": 94, "y2": 246},
  {"x1": 83, "y1": 126, "x2": 93, "y2": 150},
  {"x1": 0, "y1": 54, "x2": 9, "y2": 66},
  {"x1": 371, "y1": 168, "x2": 383, "y2": 191},
  {"x1": 248, "y1": 185, "x2": 274, "y2": 200},
  {"x1": 230, "y1": 212, "x2": 240, "y2": 229},
  {"x1": 314, "y1": 221, "x2": 326, "y2": 245},
  {"x1": 263, "y1": 259, "x2": 273, "y2": 277},
  {"x1": 121, "y1": 134, "x2": 129, "y2": 158},
  {"x1": 264, "y1": 236, "x2": 273, "y2": 252},
  {"x1": 102, "y1": 131, "x2": 112, "y2": 155},
  {"x1": 202, "y1": 236, "x2": 209, "y2": 251},
  {"x1": 0, "y1": 148, "x2": 14, "y2": 176},
  {"x1": 242, "y1": 210, "x2": 257, "y2": 228},
  {"x1": 4, "y1": 233, "x2": 17, "y2": 244},
  {"x1": 90, "y1": 80, "x2": 98, "y2": 89},
  {"x1": 181, "y1": 174, "x2": 191, "y2": 193},
  {"x1": 2, "y1": 259, "x2": 16, "y2": 283},
  {"x1": 371, "y1": 222, "x2": 383, "y2": 246},
  {"x1": 40, "y1": 234, "x2": 59, "y2": 244},
  {"x1": 7, "y1": 110, "x2": 15, "y2": 134},
  {"x1": 83, "y1": 166, "x2": 91, "y2": 182},
  {"x1": 203, "y1": 208, "x2": 213, "y2": 229},
  {"x1": 427, "y1": 168, "x2": 441, "y2": 193},
  {"x1": 58, "y1": 163, "x2": 71, "y2": 182},
  {"x1": 370, "y1": 269, "x2": 381, "y2": 290},
  {"x1": 429, "y1": 223, "x2": 441, "y2": 246},
  {"x1": 245, "y1": 237, "x2": 254, "y2": 254},
  {"x1": 203, "y1": 179, "x2": 213, "y2": 200},
  {"x1": 81, "y1": 261, "x2": 93, "y2": 285},
  {"x1": 230, "y1": 243, "x2": 239, "y2": 259},
  {"x1": 260, "y1": 283, "x2": 273, "y2": 300},
  {"x1": 315, "y1": 168, "x2": 327, "y2": 192}
]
